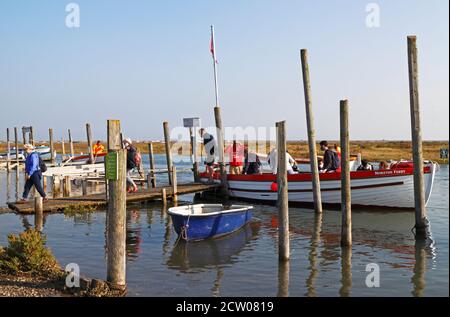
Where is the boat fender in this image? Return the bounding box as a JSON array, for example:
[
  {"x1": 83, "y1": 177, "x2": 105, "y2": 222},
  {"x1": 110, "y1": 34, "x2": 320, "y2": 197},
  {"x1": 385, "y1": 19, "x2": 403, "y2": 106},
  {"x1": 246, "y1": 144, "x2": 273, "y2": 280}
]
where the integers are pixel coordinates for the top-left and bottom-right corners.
[{"x1": 270, "y1": 182, "x2": 278, "y2": 192}]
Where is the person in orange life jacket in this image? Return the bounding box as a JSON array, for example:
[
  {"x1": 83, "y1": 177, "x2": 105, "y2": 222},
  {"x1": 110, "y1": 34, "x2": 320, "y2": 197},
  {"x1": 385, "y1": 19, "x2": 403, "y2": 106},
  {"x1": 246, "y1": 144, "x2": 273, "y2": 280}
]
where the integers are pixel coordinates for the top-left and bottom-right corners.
[
  {"x1": 123, "y1": 138, "x2": 138, "y2": 193},
  {"x1": 93, "y1": 141, "x2": 105, "y2": 156},
  {"x1": 18, "y1": 144, "x2": 48, "y2": 203},
  {"x1": 225, "y1": 140, "x2": 245, "y2": 175},
  {"x1": 199, "y1": 128, "x2": 216, "y2": 183},
  {"x1": 319, "y1": 140, "x2": 340, "y2": 173}
]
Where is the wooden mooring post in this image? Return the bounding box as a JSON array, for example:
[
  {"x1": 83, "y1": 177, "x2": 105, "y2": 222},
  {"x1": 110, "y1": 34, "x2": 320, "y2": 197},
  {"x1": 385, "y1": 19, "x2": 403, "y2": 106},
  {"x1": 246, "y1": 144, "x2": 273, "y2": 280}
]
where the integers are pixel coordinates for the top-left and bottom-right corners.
[
  {"x1": 190, "y1": 127, "x2": 200, "y2": 182},
  {"x1": 172, "y1": 166, "x2": 178, "y2": 204},
  {"x1": 340, "y1": 100, "x2": 352, "y2": 247},
  {"x1": 6, "y1": 128, "x2": 11, "y2": 172},
  {"x1": 276, "y1": 121, "x2": 290, "y2": 261},
  {"x1": 161, "y1": 188, "x2": 167, "y2": 206},
  {"x1": 49, "y1": 128, "x2": 55, "y2": 165},
  {"x1": 106, "y1": 119, "x2": 127, "y2": 291},
  {"x1": 82, "y1": 179, "x2": 88, "y2": 196},
  {"x1": 34, "y1": 197, "x2": 43, "y2": 232},
  {"x1": 148, "y1": 142, "x2": 156, "y2": 188},
  {"x1": 407, "y1": 36, "x2": 428, "y2": 239},
  {"x1": 163, "y1": 122, "x2": 173, "y2": 185},
  {"x1": 52, "y1": 176, "x2": 61, "y2": 198},
  {"x1": 14, "y1": 127, "x2": 19, "y2": 183},
  {"x1": 86, "y1": 123, "x2": 94, "y2": 164},
  {"x1": 68, "y1": 129, "x2": 74, "y2": 158},
  {"x1": 61, "y1": 137, "x2": 66, "y2": 161},
  {"x1": 214, "y1": 106, "x2": 228, "y2": 197},
  {"x1": 63, "y1": 176, "x2": 71, "y2": 197},
  {"x1": 300, "y1": 49, "x2": 322, "y2": 214}
]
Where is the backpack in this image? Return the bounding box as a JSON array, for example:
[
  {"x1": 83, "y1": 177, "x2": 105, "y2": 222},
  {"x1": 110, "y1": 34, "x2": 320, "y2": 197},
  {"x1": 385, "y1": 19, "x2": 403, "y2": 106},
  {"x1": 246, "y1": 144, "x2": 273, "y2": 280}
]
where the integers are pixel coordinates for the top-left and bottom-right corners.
[
  {"x1": 38, "y1": 155, "x2": 47, "y2": 173},
  {"x1": 134, "y1": 150, "x2": 142, "y2": 167},
  {"x1": 331, "y1": 151, "x2": 340, "y2": 170}
]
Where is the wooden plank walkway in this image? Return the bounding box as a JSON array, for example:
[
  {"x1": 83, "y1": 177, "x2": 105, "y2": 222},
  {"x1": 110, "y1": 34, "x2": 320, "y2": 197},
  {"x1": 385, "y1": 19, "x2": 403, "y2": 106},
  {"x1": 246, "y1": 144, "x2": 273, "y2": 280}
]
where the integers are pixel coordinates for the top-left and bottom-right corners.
[{"x1": 7, "y1": 182, "x2": 220, "y2": 214}]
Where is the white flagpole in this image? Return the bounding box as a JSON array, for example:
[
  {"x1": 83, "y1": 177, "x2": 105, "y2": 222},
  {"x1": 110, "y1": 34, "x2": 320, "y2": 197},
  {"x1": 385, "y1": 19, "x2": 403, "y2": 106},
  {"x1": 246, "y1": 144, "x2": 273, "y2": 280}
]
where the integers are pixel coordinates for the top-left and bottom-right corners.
[{"x1": 211, "y1": 25, "x2": 220, "y2": 108}]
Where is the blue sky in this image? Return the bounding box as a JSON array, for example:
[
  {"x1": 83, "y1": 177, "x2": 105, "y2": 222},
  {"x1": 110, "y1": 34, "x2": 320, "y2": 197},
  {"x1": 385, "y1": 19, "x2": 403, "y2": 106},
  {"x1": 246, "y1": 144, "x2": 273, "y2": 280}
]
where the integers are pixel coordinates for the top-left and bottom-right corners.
[{"x1": 0, "y1": 0, "x2": 448, "y2": 141}]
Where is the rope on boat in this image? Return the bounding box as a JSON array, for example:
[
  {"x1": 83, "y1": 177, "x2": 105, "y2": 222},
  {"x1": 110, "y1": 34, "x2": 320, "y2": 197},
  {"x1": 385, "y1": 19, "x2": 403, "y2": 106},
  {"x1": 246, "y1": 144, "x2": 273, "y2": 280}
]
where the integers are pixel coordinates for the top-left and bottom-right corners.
[{"x1": 180, "y1": 214, "x2": 192, "y2": 241}]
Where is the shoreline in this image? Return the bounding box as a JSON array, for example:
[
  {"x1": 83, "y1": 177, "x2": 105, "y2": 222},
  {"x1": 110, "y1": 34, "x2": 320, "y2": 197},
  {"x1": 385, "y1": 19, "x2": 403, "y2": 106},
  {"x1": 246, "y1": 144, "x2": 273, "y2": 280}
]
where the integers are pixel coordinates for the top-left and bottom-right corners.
[{"x1": 1, "y1": 140, "x2": 448, "y2": 164}]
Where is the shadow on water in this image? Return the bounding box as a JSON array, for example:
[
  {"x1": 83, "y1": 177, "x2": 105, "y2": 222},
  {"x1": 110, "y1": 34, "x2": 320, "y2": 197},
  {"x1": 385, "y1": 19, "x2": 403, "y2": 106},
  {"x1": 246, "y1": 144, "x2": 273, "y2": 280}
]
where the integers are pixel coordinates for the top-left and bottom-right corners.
[{"x1": 167, "y1": 221, "x2": 260, "y2": 272}]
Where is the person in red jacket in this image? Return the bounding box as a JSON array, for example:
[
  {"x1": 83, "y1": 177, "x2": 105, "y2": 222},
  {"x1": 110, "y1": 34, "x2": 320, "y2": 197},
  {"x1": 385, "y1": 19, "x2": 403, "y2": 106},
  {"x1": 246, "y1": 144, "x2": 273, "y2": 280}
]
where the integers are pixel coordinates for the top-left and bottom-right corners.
[{"x1": 225, "y1": 141, "x2": 245, "y2": 174}]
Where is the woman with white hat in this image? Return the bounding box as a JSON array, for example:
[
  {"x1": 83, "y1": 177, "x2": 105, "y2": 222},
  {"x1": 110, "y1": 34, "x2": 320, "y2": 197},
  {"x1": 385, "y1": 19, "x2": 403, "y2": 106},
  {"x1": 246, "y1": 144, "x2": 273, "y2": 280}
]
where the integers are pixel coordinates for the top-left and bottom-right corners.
[{"x1": 19, "y1": 144, "x2": 48, "y2": 203}]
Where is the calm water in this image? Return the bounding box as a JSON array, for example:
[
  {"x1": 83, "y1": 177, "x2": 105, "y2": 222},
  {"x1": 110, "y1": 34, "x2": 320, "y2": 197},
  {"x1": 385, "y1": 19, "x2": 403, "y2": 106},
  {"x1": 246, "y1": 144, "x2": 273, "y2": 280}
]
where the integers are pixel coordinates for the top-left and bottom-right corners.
[{"x1": 0, "y1": 156, "x2": 448, "y2": 297}]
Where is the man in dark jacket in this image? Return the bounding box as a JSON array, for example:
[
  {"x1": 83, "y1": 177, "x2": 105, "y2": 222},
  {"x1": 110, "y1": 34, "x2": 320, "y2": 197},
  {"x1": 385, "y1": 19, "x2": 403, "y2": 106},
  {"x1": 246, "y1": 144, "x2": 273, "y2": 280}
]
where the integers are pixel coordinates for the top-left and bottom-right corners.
[
  {"x1": 123, "y1": 138, "x2": 138, "y2": 193},
  {"x1": 320, "y1": 140, "x2": 340, "y2": 173}
]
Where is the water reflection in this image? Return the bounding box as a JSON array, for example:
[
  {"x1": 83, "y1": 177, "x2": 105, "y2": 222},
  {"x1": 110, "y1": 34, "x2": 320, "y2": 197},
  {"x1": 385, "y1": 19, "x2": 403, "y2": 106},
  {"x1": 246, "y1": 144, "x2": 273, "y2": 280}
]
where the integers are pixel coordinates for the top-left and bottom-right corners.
[
  {"x1": 126, "y1": 210, "x2": 143, "y2": 261},
  {"x1": 411, "y1": 237, "x2": 435, "y2": 297},
  {"x1": 167, "y1": 222, "x2": 260, "y2": 272},
  {"x1": 305, "y1": 213, "x2": 322, "y2": 297},
  {"x1": 277, "y1": 260, "x2": 290, "y2": 297},
  {"x1": 339, "y1": 246, "x2": 352, "y2": 297},
  {"x1": 162, "y1": 209, "x2": 172, "y2": 256}
]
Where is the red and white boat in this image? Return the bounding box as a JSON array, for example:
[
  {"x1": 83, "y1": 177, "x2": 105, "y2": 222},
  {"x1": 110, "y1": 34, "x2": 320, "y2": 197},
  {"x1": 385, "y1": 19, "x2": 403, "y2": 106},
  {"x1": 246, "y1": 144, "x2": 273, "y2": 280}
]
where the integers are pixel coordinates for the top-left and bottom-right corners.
[
  {"x1": 199, "y1": 161, "x2": 438, "y2": 209},
  {"x1": 65, "y1": 152, "x2": 107, "y2": 165}
]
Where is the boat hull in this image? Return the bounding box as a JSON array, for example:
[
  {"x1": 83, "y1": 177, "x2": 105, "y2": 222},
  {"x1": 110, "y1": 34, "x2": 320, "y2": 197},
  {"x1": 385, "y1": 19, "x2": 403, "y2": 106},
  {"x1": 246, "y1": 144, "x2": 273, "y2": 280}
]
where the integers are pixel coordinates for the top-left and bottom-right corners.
[
  {"x1": 200, "y1": 163, "x2": 437, "y2": 209},
  {"x1": 169, "y1": 205, "x2": 253, "y2": 241}
]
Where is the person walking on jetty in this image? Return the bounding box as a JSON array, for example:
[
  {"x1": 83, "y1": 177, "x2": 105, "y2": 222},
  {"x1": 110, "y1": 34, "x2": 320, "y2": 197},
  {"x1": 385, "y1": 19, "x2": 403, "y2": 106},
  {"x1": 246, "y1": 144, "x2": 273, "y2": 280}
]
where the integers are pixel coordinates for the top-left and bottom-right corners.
[
  {"x1": 319, "y1": 141, "x2": 340, "y2": 173},
  {"x1": 123, "y1": 138, "x2": 139, "y2": 193},
  {"x1": 199, "y1": 128, "x2": 216, "y2": 183},
  {"x1": 18, "y1": 144, "x2": 48, "y2": 203}
]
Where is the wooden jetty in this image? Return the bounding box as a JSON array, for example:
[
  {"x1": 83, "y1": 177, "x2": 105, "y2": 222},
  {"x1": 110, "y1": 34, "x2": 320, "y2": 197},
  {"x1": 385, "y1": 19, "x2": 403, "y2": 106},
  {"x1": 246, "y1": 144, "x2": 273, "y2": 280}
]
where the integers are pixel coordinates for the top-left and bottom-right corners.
[{"x1": 7, "y1": 182, "x2": 220, "y2": 214}]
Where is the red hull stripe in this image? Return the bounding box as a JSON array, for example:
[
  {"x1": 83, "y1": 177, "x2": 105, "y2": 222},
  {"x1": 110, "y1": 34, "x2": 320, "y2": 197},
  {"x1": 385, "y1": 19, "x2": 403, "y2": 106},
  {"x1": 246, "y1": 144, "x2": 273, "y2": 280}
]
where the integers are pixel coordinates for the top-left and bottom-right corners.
[
  {"x1": 199, "y1": 167, "x2": 430, "y2": 182},
  {"x1": 229, "y1": 181, "x2": 404, "y2": 193}
]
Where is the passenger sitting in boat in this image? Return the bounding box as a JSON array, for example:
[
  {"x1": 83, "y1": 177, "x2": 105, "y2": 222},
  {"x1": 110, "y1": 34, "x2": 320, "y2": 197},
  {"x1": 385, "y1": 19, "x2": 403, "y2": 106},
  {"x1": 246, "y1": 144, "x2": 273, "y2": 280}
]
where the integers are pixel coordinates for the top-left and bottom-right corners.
[
  {"x1": 378, "y1": 161, "x2": 390, "y2": 170},
  {"x1": 93, "y1": 141, "x2": 105, "y2": 156},
  {"x1": 357, "y1": 159, "x2": 373, "y2": 171},
  {"x1": 225, "y1": 140, "x2": 245, "y2": 175},
  {"x1": 243, "y1": 148, "x2": 262, "y2": 175},
  {"x1": 267, "y1": 148, "x2": 297, "y2": 174},
  {"x1": 199, "y1": 128, "x2": 216, "y2": 183},
  {"x1": 319, "y1": 141, "x2": 340, "y2": 173}
]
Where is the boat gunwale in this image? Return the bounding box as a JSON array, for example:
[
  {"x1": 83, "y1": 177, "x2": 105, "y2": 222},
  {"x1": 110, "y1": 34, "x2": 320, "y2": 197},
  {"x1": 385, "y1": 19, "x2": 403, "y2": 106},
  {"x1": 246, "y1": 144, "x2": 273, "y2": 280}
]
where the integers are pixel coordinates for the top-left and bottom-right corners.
[{"x1": 168, "y1": 204, "x2": 253, "y2": 217}]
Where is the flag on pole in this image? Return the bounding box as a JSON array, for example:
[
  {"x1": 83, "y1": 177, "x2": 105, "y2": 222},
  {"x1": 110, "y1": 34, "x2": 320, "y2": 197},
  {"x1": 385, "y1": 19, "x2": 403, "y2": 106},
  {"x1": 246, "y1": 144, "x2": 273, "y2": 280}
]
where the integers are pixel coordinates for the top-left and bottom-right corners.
[{"x1": 210, "y1": 26, "x2": 218, "y2": 64}]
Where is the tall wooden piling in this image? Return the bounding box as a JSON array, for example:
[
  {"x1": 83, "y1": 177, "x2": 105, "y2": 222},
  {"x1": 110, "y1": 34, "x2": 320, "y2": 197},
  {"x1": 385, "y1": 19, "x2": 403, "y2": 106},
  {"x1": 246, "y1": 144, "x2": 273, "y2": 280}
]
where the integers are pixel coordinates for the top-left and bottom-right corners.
[
  {"x1": 82, "y1": 180, "x2": 88, "y2": 196},
  {"x1": 61, "y1": 137, "x2": 66, "y2": 161},
  {"x1": 190, "y1": 128, "x2": 200, "y2": 182},
  {"x1": 163, "y1": 121, "x2": 173, "y2": 185},
  {"x1": 172, "y1": 166, "x2": 178, "y2": 204},
  {"x1": 300, "y1": 49, "x2": 322, "y2": 214},
  {"x1": 14, "y1": 127, "x2": 19, "y2": 183},
  {"x1": 340, "y1": 100, "x2": 352, "y2": 247},
  {"x1": 6, "y1": 128, "x2": 11, "y2": 171},
  {"x1": 407, "y1": 36, "x2": 428, "y2": 239},
  {"x1": 214, "y1": 106, "x2": 228, "y2": 196},
  {"x1": 277, "y1": 259, "x2": 290, "y2": 297},
  {"x1": 48, "y1": 128, "x2": 55, "y2": 164},
  {"x1": 34, "y1": 197, "x2": 43, "y2": 232},
  {"x1": 52, "y1": 176, "x2": 61, "y2": 198},
  {"x1": 30, "y1": 126, "x2": 34, "y2": 146},
  {"x1": 22, "y1": 128, "x2": 26, "y2": 146},
  {"x1": 42, "y1": 176, "x2": 47, "y2": 193},
  {"x1": 86, "y1": 123, "x2": 94, "y2": 164},
  {"x1": 276, "y1": 121, "x2": 290, "y2": 261},
  {"x1": 68, "y1": 129, "x2": 74, "y2": 158},
  {"x1": 148, "y1": 142, "x2": 156, "y2": 188},
  {"x1": 106, "y1": 120, "x2": 127, "y2": 291},
  {"x1": 63, "y1": 176, "x2": 71, "y2": 197},
  {"x1": 161, "y1": 188, "x2": 167, "y2": 206}
]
